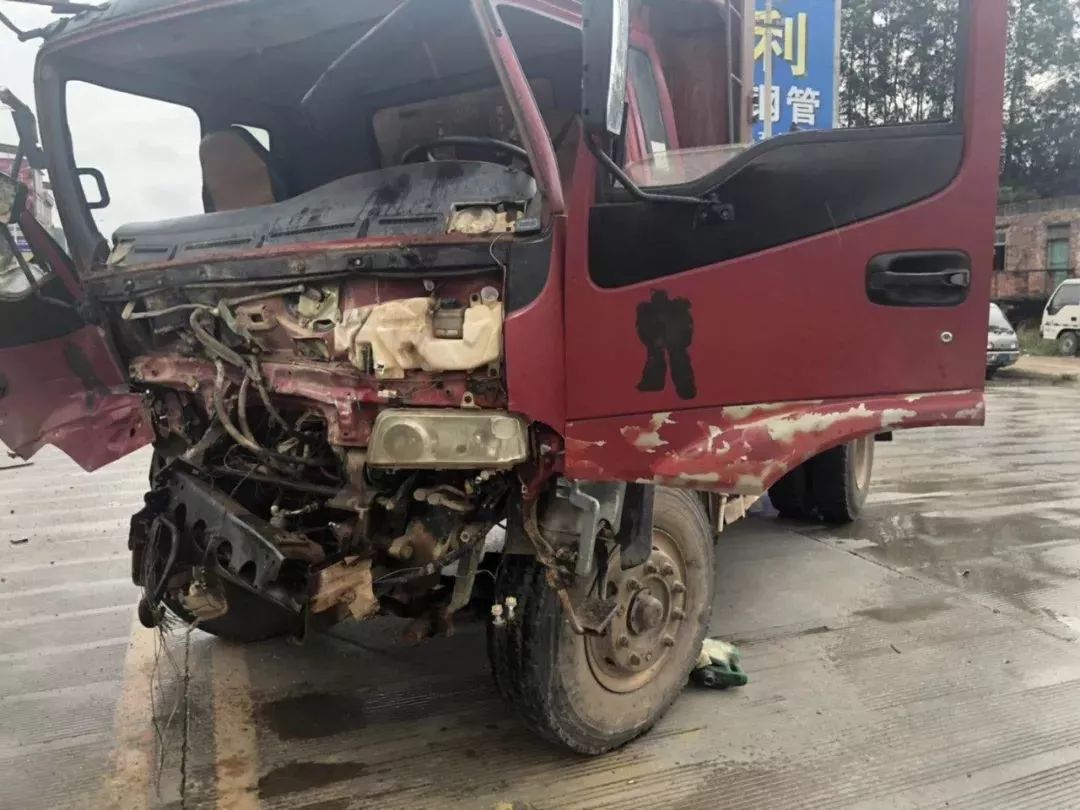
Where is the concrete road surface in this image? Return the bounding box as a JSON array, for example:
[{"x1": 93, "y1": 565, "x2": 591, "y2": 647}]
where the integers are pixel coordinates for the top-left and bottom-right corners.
[{"x1": 3, "y1": 383, "x2": 1080, "y2": 809}]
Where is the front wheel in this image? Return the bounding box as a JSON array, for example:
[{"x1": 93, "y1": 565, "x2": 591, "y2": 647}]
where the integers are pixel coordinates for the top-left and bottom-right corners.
[
  {"x1": 488, "y1": 488, "x2": 713, "y2": 754},
  {"x1": 1059, "y1": 331, "x2": 1079, "y2": 357}
]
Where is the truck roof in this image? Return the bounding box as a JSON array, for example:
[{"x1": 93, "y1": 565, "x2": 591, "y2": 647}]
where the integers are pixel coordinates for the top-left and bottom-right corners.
[{"x1": 40, "y1": 0, "x2": 585, "y2": 50}]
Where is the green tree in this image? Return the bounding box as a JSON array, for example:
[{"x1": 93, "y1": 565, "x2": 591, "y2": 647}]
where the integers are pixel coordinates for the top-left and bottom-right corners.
[
  {"x1": 840, "y1": 0, "x2": 956, "y2": 127},
  {"x1": 1000, "y1": 0, "x2": 1080, "y2": 198}
]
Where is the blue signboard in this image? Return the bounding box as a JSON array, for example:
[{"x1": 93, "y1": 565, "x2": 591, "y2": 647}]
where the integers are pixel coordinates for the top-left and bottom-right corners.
[{"x1": 752, "y1": 0, "x2": 840, "y2": 141}]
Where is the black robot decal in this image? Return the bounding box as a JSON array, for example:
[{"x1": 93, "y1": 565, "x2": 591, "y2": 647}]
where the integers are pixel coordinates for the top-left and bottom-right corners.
[{"x1": 635, "y1": 290, "x2": 697, "y2": 401}]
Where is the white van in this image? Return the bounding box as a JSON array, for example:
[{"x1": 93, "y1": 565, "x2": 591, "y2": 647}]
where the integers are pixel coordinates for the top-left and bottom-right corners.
[{"x1": 1042, "y1": 279, "x2": 1080, "y2": 356}]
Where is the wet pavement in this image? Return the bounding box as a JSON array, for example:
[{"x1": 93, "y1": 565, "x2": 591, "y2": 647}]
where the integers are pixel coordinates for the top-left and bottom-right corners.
[{"x1": 3, "y1": 383, "x2": 1080, "y2": 809}]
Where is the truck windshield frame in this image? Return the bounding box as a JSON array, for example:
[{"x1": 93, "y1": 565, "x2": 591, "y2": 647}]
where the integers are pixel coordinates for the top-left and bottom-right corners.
[{"x1": 33, "y1": 0, "x2": 564, "y2": 275}]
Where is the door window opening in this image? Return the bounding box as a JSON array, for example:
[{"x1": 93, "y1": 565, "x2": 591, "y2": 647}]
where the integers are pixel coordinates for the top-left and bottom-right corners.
[
  {"x1": 628, "y1": 48, "x2": 669, "y2": 156},
  {"x1": 1047, "y1": 223, "x2": 1072, "y2": 288},
  {"x1": 994, "y1": 227, "x2": 1007, "y2": 271},
  {"x1": 66, "y1": 81, "x2": 203, "y2": 236}
]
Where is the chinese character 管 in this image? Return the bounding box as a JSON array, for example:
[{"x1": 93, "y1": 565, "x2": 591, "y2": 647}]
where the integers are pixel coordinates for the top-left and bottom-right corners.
[
  {"x1": 754, "y1": 10, "x2": 808, "y2": 78},
  {"x1": 787, "y1": 86, "x2": 821, "y2": 126},
  {"x1": 752, "y1": 83, "x2": 781, "y2": 124}
]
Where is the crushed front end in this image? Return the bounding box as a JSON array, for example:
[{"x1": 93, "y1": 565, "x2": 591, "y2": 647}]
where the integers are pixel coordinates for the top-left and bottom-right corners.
[{"x1": 118, "y1": 252, "x2": 532, "y2": 640}]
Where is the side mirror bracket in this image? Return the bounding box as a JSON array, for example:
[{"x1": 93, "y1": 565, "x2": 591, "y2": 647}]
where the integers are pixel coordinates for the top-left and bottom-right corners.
[
  {"x1": 0, "y1": 87, "x2": 47, "y2": 172},
  {"x1": 77, "y1": 167, "x2": 111, "y2": 210}
]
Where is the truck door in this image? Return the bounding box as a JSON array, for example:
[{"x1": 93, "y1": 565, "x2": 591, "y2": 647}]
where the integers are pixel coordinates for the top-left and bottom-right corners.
[
  {"x1": 563, "y1": 0, "x2": 1007, "y2": 491},
  {"x1": 0, "y1": 203, "x2": 151, "y2": 471}
]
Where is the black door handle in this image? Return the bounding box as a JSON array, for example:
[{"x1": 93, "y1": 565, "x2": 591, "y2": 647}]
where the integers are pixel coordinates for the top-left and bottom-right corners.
[{"x1": 867, "y1": 251, "x2": 972, "y2": 307}]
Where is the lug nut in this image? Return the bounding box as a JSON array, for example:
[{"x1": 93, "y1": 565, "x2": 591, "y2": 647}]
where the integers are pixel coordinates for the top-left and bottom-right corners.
[
  {"x1": 646, "y1": 653, "x2": 653, "y2": 662},
  {"x1": 672, "y1": 581, "x2": 686, "y2": 594},
  {"x1": 626, "y1": 577, "x2": 642, "y2": 591},
  {"x1": 629, "y1": 653, "x2": 641, "y2": 666},
  {"x1": 672, "y1": 608, "x2": 686, "y2": 621},
  {"x1": 663, "y1": 635, "x2": 675, "y2": 647},
  {"x1": 617, "y1": 635, "x2": 630, "y2": 648},
  {"x1": 661, "y1": 563, "x2": 675, "y2": 577},
  {"x1": 644, "y1": 563, "x2": 658, "y2": 575}
]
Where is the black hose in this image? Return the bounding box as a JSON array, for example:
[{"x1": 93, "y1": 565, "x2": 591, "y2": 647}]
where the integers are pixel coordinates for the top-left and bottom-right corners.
[
  {"x1": 212, "y1": 361, "x2": 331, "y2": 468},
  {"x1": 237, "y1": 374, "x2": 258, "y2": 444},
  {"x1": 148, "y1": 516, "x2": 180, "y2": 604},
  {"x1": 138, "y1": 516, "x2": 180, "y2": 628},
  {"x1": 373, "y1": 540, "x2": 477, "y2": 588}
]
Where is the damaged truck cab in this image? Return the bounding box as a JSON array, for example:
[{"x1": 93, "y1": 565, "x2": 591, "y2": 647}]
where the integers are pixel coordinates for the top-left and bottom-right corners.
[{"x1": 0, "y1": 0, "x2": 1007, "y2": 753}]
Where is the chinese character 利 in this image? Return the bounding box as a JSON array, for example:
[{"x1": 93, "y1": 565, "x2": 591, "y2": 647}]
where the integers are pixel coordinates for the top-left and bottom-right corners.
[{"x1": 754, "y1": 10, "x2": 808, "y2": 78}]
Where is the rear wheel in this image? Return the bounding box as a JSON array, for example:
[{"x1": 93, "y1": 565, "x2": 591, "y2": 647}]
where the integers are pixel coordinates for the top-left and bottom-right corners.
[
  {"x1": 1059, "y1": 331, "x2": 1079, "y2": 357},
  {"x1": 985, "y1": 367, "x2": 998, "y2": 381},
  {"x1": 807, "y1": 435, "x2": 874, "y2": 524},
  {"x1": 488, "y1": 488, "x2": 713, "y2": 754}
]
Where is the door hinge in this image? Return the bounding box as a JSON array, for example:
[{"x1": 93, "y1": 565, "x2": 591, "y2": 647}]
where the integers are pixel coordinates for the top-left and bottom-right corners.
[{"x1": 695, "y1": 194, "x2": 735, "y2": 228}]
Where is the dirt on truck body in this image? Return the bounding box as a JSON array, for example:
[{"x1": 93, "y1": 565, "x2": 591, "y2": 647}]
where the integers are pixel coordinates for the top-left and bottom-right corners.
[{"x1": 0, "y1": 0, "x2": 1007, "y2": 753}]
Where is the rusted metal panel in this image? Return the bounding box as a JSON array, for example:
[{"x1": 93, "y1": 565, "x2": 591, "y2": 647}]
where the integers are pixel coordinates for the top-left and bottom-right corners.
[
  {"x1": 0, "y1": 328, "x2": 152, "y2": 471},
  {"x1": 565, "y1": 390, "x2": 985, "y2": 494},
  {"x1": 129, "y1": 355, "x2": 503, "y2": 447},
  {"x1": 309, "y1": 557, "x2": 377, "y2": 619}
]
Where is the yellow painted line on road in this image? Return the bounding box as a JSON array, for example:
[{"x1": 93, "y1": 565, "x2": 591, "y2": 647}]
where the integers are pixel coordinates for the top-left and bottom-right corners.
[
  {"x1": 98, "y1": 611, "x2": 156, "y2": 810},
  {"x1": 212, "y1": 642, "x2": 261, "y2": 809}
]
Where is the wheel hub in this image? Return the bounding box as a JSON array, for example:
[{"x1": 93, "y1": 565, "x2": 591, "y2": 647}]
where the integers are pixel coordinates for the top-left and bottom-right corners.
[
  {"x1": 584, "y1": 530, "x2": 690, "y2": 694},
  {"x1": 629, "y1": 592, "x2": 664, "y2": 634}
]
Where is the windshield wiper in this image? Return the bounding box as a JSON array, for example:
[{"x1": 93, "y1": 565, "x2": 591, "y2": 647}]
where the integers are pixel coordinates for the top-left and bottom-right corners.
[{"x1": 0, "y1": 1, "x2": 99, "y2": 41}]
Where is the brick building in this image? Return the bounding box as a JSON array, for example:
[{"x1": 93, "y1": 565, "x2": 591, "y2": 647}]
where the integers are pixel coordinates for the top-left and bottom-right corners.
[{"x1": 993, "y1": 196, "x2": 1080, "y2": 306}]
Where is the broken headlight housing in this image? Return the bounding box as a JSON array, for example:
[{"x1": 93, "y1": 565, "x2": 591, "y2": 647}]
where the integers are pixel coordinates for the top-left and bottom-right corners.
[{"x1": 367, "y1": 409, "x2": 529, "y2": 469}]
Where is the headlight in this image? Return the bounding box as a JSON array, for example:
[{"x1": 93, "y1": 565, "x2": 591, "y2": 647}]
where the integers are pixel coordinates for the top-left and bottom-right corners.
[{"x1": 367, "y1": 409, "x2": 529, "y2": 469}]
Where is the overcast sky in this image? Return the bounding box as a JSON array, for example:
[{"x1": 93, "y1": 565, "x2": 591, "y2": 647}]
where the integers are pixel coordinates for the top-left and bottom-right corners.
[{"x1": 0, "y1": 1, "x2": 201, "y2": 236}]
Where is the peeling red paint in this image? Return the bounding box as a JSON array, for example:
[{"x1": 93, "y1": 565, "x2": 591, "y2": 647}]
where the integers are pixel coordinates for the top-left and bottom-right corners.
[{"x1": 565, "y1": 390, "x2": 986, "y2": 494}]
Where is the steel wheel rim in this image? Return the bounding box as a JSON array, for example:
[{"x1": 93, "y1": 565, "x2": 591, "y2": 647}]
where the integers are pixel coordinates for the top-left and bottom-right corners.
[
  {"x1": 584, "y1": 528, "x2": 693, "y2": 694},
  {"x1": 853, "y1": 436, "x2": 873, "y2": 494}
]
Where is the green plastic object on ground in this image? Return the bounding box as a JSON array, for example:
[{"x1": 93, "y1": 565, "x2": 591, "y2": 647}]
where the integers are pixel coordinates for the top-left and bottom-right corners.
[{"x1": 691, "y1": 638, "x2": 748, "y2": 689}]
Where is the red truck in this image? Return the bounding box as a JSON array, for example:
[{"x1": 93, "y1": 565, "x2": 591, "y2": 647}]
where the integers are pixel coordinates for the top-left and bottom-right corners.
[{"x1": 0, "y1": 0, "x2": 1005, "y2": 753}]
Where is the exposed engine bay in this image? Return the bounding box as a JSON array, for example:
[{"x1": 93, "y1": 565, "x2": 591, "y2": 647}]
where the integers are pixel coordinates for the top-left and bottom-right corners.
[{"x1": 119, "y1": 267, "x2": 537, "y2": 641}]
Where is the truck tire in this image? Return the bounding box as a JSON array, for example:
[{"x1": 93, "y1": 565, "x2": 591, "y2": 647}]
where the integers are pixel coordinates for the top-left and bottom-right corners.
[
  {"x1": 1059, "y1": 331, "x2": 1079, "y2": 357},
  {"x1": 164, "y1": 578, "x2": 298, "y2": 643},
  {"x1": 488, "y1": 488, "x2": 713, "y2": 754},
  {"x1": 807, "y1": 436, "x2": 874, "y2": 524},
  {"x1": 768, "y1": 466, "x2": 814, "y2": 519}
]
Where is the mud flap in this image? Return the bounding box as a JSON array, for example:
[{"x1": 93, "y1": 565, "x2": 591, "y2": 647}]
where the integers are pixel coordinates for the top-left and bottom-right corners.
[{"x1": 617, "y1": 483, "x2": 654, "y2": 569}]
